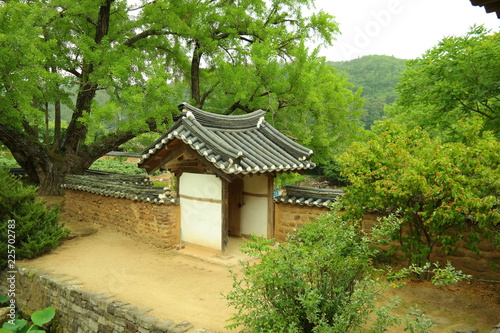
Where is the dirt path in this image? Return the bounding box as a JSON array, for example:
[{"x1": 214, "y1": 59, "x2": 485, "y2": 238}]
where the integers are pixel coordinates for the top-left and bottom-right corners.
[
  {"x1": 20, "y1": 226, "x2": 236, "y2": 332},
  {"x1": 19, "y1": 223, "x2": 500, "y2": 332}
]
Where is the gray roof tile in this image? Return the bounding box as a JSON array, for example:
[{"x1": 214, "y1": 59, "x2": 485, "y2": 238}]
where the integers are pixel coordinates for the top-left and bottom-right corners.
[
  {"x1": 62, "y1": 174, "x2": 178, "y2": 205},
  {"x1": 275, "y1": 186, "x2": 344, "y2": 208},
  {"x1": 138, "y1": 103, "x2": 316, "y2": 175}
]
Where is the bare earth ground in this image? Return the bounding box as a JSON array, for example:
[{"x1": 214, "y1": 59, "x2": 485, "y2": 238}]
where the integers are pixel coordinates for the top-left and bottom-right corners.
[{"x1": 20, "y1": 220, "x2": 500, "y2": 333}]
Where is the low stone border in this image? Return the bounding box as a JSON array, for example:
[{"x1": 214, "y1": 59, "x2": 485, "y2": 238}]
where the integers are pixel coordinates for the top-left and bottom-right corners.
[{"x1": 0, "y1": 268, "x2": 217, "y2": 333}]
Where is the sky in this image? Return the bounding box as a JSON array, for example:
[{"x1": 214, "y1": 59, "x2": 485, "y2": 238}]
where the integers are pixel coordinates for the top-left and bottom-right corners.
[{"x1": 309, "y1": 0, "x2": 500, "y2": 62}]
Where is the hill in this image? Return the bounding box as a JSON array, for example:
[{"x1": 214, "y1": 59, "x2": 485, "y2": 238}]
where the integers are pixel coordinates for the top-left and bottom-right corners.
[{"x1": 329, "y1": 55, "x2": 407, "y2": 129}]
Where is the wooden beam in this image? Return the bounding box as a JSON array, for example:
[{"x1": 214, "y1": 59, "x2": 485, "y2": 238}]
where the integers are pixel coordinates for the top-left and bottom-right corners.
[{"x1": 183, "y1": 145, "x2": 234, "y2": 182}]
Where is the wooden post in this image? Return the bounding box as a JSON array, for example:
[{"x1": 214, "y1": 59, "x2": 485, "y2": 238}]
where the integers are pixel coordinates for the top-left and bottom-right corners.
[
  {"x1": 221, "y1": 179, "x2": 229, "y2": 253},
  {"x1": 228, "y1": 178, "x2": 243, "y2": 236},
  {"x1": 267, "y1": 174, "x2": 275, "y2": 239}
]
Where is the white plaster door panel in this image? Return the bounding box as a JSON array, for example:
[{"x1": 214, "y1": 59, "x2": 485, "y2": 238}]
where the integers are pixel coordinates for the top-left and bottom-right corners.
[
  {"x1": 240, "y1": 174, "x2": 269, "y2": 237},
  {"x1": 179, "y1": 173, "x2": 222, "y2": 251}
]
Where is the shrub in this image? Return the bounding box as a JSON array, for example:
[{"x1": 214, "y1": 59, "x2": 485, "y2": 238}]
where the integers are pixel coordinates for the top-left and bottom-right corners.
[
  {"x1": 90, "y1": 158, "x2": 147, "y2": 175},
  {"x1": 0, "y1": 169, "x2": 69, "y2": 269},
  {"x1": 0, "y1": 155, "x2": 19, "y2": 169},
  {"x1": 225, "y1": 208, "x2": 400, "y2": 332},
  {"x1": 339, "y1": 119, "x2": 499, "y2": 268}
]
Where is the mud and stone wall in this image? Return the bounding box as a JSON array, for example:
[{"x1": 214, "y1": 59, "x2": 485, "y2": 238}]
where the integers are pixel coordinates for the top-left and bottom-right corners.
[
  {"x1": 274, "y1": 202, "x2": 500, "y2": 281},
  {"x1": 61, "y1": 190, "x2": 499, "y2": 280},
  {"x1": 63, "y1": 189, "x2": 180, "y2": 249},
  {"x1": 274, "y1": 203, "x2": 328, "y2": 243},
  {"x1": 0, "y1": 268, "x2": 213, "y2": 333}
]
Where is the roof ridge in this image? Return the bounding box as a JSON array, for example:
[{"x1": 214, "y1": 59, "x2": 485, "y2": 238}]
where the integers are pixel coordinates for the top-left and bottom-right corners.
[{"x1": 179, "y1": 102, "x2": 266, "y2": 129}]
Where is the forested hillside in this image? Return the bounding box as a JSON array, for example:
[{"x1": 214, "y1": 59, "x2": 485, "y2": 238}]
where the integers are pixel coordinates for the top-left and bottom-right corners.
[{"x1": 329, "y1": 55, "x2": 406, "y2": 129}]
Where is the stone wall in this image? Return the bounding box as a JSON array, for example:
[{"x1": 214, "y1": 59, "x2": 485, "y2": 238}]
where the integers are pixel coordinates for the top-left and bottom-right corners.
[
  {"x1": 274, "y1": 203, "x2": 500, "y2": 281},
  {"x1": 274, "y1": 203, "x2": 328, "y2": 243},
  {"x1": 0, "y1": 268, "x2": 213, "y2": 333},
  {"x1": 60, "y1": 190, "x2": 499, "y2": 280},
  {"x1": 63, "y1": 190, "x2": 180, "y2": 249}
]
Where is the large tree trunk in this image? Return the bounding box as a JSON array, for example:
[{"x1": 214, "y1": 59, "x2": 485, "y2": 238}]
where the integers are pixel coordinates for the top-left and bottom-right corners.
[
  {"x1": 0, "y1": 123, "x2": 94, "y2": 196},
  {"x1": 191, "y1": 41, "x2": 203, "y2": 106},
  {"x1": 0, "y1": 120, "x2": 146, "y2": 195},
  {"x1": 0, "y1": 0, "x2": 162, "y2": 196}
]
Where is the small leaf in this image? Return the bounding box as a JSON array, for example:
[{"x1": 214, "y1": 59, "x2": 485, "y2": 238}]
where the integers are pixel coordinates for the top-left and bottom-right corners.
[
  {"x1": 0, "y1": 296, "x2": 10, "y2": 304},
  {"x1": 0, "y1": 328, "x2": 13, "y2": 333},
  {"x1": 2, "y1": 318, "x2": 28, "y2": 330},
  {"x1": 31, "y1": 307, "x2": 55, "y2": 326}
]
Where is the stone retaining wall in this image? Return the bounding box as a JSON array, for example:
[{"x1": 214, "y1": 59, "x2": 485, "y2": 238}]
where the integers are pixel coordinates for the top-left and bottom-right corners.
[
  {"x1": 274, "y1": 202, "x2": 500, "y2": 281},
  {"x1": 0, "y1": 268, "x2": 214, "y2": 333},
  {"x1": 63, "y1": 190, "x2": 180, "y2": 249}
]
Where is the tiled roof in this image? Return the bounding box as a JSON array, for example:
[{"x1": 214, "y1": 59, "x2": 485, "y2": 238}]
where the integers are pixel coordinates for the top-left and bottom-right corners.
[
  {"x1": 105, "y1": 151, "x2": 142, "y2": 158},
  {"x1": 471, "y1": 0, "x2": 500, "y2": 17},
  {"x1": 275, "y1": 185, "x2": 344, "y2": 208},
  {"x1": 138, "y1": 103, "x2": 316, "y2": 175},
  {"x1": 62, "y1": 173, "x2": 178, "y2": 205}
]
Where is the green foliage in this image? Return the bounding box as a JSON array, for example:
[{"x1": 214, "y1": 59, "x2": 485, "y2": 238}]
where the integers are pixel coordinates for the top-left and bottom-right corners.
[
  {"x1": 118, "y1": 133, "x2": 161, "y2": 153},
  {"x1": 403, "y1": 307, "x2": 433, "y2": 333},
  {"x1": 330, "y1": 55, "x2": 407, "y2": 129},
  {"x1": 1, "y1": 305, "x2": 55, "y2": 333},
  {"x1": 0, "y1": 155, "x2": 19, "y2": 169},
  {"x1": 0, "y1": 169, "x2": 69, "y2": 269},
  {"x1": 90, "y1": 158, "x2": 147, "y2": 175},
  {"x1": 262, "y1": 51, "x2": 366, "y2": 166},
  {"x1": 390, "y1": 26, "x2": 500, "y2": 139},
  {"x1": 339, "y1": 119, "x2": 499, "y2": 268},
  {"x1": 0, "y1": 0, "x2": 357, "y2": 196},
  {"x1": 225, "y1": 209, "x2": 401, "y2": 332},
  {"x1": 274, "y1": 173, "x2": 305, "y2": 188},
  {"x1": 321, "y1": 158, "x2": 350, "y2": 187},
  {"x1": 386, "y1": 261, "x2": 472, "y2": 287},
  {"x1": 90, "y1": 158, "x2": 163, "y2": 176}
]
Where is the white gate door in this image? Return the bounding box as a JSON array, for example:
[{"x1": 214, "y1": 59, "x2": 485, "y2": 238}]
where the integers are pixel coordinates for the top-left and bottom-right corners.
[{"x1": 179, "y1": 173, "x2": 222, "y2": 251}]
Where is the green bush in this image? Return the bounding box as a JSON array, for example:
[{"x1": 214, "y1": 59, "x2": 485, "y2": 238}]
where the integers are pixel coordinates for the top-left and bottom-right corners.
[
  {"x1": 0, "y1": 169, "x2": 69, "y2": 269},
  {"x1": 90, "y1": 158, "x2": 162, "y2": 176},
  {"x1": 90, "y1": 158, "x2": 147, "y2": 175},
  {"x1": 225, "y1": 208, "x2": 400, "y2": 332},
  {"x1": 339, "y1": 119, "x2": 500, "y2": 268},
  {"x1": 0, "y1": 155, "x2": 19, "y2": 169}
]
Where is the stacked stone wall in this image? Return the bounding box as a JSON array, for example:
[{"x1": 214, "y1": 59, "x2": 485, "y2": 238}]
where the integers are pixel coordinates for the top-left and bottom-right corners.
[
  {"x1": 274, "y1": 204, "x2": 327, "y2": 243},
  {"x1": 63, "y1": 190, "x2": 180, "y2": 249},
  {"x1": 0, "y1": 268, "x2": 213, "y2": 333},
  {"x1": 274, "y1": 203, "x2": 500, "y2": 280}
]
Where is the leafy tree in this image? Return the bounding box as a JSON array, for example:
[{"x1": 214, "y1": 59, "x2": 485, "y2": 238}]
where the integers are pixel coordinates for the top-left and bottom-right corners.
[
  {"x1": 389, "y1": 26, "x2": 500, "y2": 139},
  {"x1": 330, "y1": 55, "x2": 406, "y2": 129},
  {"x1": 263, "y1": 50, "x2": 365, "y2": 166},
  {"x1": 339, "y1": 119, "x2": 499, "y2": 268},
  {"x1": 0, "y1": 0, "x2": 177, "y2": 195},
  {"x1": 225, "y1": 209, "x2": 401, "y2": 332},
  {"x1": 0, "y1": 0, "x2": 358, "y2": 195},
  {"x1": 0, "y1": 169, "x2": 70, "y2": 269}
]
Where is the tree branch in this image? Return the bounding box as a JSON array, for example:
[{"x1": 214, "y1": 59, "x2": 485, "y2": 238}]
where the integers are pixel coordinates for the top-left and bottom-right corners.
[
  {"x1": 65, "y1": 68, "x2": 81, "y2": 78},
  {"x1": 200, "y1": 82, "x2": 220, "y2": 108},
  {"x1": 458, "y1": 100, "x2": 495, "y2": 119},
  {"x1": 86, "y1": 130, "x2": 138, "y2": 159},
  {"x1": 125, "y1": 29, "x2": 167, "y2": 47}
]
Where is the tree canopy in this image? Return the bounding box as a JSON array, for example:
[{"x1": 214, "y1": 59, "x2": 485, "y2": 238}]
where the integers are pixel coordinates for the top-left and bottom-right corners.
[
  {"x1": 0, "y1": 0, "x2": 363, "y2": 195},
  {"x1": 388, "y1": 26, "x2": 500, "y2": 139}
]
